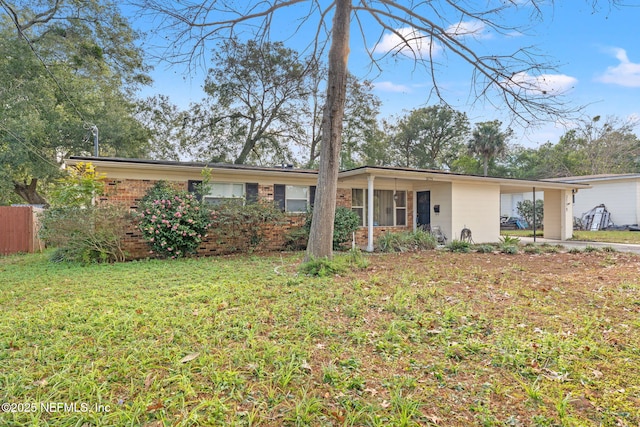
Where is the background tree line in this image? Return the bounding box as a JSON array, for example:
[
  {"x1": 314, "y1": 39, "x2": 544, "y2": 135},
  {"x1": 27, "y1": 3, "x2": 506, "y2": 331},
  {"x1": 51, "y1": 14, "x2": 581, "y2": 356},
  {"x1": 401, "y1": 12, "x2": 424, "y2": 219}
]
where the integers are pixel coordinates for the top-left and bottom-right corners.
[{"x1": 2, "y1": 1, "x2": 639, "y2": 221}]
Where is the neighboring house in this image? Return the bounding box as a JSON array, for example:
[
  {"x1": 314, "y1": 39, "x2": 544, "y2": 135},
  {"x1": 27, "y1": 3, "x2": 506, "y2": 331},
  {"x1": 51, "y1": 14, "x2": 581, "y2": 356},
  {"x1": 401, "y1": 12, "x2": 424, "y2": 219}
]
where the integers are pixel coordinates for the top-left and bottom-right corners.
[
  {"x1": 65, "y1": 156, "x2": 587, "y2": 258},
  {"x1": 546, "y1": 174, "x2": 640, "y2": 226}
]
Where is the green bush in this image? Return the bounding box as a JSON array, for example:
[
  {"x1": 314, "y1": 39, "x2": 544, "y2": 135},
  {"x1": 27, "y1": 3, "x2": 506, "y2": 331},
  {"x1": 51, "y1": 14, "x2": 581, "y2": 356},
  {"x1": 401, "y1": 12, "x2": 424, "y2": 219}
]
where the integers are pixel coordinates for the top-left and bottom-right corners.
[
  {"x1": 540, "y1": 243, "x2": 561, "y2": 253},
  {"x1": 501, "y1": 245, "x2": 519, "y2": 255},
  {"x1": 523, "y1": 244, "x2": 541, "y2": 254},
  {"x1": 376, "y1": 230, "x2": 437, "y2": 252},
  {"x1": 209, "y1": 201, "x2": 285, "y2": 252},
  {"x1": 447, "y1": 240, "x2": 471, "y2": 253},
  {"x1": 136, "y1": 181, "x2": 211, "y2": 258},
  {"x1": 286, "y1": 206, "x2": 361, "y2": 251},
  {"x1": 300, "y1": 249, "x2": 368, "y2": 277},
  {"x1": 499, "y1": 235, "x2": 521, "y2": 245},
  {"x1": 39, "y1": 163, "x2": 128, "y2": 263},
  {"x1": 331, "y1": 206, "x2": 362, "y2": 250},
  {"x1": 39, "y1": 205, "x2": 129, "y2": 263},
  {"x1": 475, "y1": 244, "x2": 495, "y2": 253},
  {"x1": 498, "y1": 235, "x2": 520, "y2": 254}
]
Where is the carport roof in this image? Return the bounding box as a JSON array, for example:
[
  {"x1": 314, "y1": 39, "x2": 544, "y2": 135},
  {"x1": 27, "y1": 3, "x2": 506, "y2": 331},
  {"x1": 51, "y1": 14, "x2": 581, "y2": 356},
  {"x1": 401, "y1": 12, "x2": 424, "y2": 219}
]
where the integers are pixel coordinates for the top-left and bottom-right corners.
[{"x1": 339, "y1": 165, "x2": 590, "y2": 193}]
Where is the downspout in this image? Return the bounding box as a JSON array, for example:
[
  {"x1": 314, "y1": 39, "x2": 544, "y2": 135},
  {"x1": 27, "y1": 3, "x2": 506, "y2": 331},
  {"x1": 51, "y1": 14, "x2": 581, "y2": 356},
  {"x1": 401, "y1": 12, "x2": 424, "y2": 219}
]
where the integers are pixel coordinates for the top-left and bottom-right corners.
[{"x1": 367, "y1": 175, "x2": 374, "y2": 252}]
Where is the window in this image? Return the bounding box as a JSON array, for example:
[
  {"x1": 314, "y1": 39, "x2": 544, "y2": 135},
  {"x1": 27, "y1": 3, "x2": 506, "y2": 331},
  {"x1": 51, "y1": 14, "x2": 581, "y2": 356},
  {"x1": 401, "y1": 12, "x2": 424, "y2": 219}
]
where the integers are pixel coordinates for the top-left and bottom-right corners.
[
  {"x1": 204, "y1": 182, "x2": 244, "y2": 205},
  {"x1": 274, "y1": 185, "x2": 315, "y2": 213},
  {"x1": 352, "y1": 188, "x2": 406, "y2": 226},
  {"x1": 374, "y1": 190, "x2": 394, "y2": 226},
  {"x1": 286, "y1": 185, "x2": 308, "y2": 213},
  {"x1": 352, "y1": 189, "x2": 366, "y2": 226}
]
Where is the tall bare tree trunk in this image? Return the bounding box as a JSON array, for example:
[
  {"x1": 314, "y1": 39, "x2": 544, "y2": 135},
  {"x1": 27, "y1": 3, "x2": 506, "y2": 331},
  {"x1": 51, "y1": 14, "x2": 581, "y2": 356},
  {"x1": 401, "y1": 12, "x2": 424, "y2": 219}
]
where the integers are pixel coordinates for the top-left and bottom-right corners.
[{"x1": 305, "y1": 0, "x2": 351, "y2": 260}]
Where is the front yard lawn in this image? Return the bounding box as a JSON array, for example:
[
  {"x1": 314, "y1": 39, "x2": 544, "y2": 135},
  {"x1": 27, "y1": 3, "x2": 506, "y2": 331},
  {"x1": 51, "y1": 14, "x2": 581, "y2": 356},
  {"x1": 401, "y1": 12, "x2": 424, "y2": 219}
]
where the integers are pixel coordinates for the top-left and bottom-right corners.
[{"x1": 1, "y1": 250, "x2": 639, "y2": 426}]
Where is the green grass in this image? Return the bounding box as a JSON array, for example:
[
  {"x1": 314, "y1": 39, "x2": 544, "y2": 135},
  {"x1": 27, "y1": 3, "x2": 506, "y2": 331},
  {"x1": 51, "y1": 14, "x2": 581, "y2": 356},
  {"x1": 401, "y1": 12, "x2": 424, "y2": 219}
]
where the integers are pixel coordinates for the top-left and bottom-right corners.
[
  {"x1": 1, "y1": 250, "x2": 639, "y2": 426},
  {"x1": 500, "y1": 229, "x2": 543, "y2": 238},
  {"x1": 571, "y1": 230, "x2": 640, "y2": 244}
]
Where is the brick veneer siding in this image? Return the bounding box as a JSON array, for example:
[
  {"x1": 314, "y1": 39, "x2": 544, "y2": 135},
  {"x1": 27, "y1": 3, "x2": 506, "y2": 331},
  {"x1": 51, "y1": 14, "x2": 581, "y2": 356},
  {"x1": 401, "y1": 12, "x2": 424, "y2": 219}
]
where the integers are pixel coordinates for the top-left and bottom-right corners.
[
  {"x1": 99, "y1": 179, "x2": 308, "y2": 259},
  {"x1": 99, "y1": 179, "x2": 415, "y2": 258}
]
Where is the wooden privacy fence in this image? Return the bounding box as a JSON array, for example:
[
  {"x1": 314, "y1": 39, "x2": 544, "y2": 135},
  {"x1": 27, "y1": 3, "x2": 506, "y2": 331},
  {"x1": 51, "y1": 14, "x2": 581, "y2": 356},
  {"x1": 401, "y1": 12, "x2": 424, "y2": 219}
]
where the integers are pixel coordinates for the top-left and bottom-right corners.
[{"x1": 0, "y1": 206, "x2": 44, "y2": 255}]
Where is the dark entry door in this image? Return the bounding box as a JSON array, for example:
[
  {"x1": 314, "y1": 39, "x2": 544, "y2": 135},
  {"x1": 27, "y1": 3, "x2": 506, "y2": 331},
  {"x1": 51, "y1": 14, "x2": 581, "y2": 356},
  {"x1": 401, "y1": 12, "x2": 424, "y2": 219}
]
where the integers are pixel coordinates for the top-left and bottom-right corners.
[{"x1": 416, "y1": 191, "x2": 431, "y2": 229}]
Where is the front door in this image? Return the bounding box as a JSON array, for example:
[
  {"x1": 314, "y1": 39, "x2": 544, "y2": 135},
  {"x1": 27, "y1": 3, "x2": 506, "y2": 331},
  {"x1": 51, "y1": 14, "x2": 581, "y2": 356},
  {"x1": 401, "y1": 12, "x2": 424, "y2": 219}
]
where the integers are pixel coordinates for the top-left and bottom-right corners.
[{"x1": 416, "y1": 191, "x2": 431, "y2": 229}]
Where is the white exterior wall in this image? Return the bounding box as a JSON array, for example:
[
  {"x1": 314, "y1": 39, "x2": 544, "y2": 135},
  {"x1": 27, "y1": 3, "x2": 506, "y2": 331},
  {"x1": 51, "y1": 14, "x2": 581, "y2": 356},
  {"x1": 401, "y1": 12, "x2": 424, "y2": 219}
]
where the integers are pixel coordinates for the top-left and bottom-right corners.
[
  {"x1": 573, "y1": 180, "x2": 640, "y2": 226},
  {"x1": 543, "y1": 189, "x2": 573, "y2": 240},
  {"x1": 452, "y1": 182, "x2": 501, "y2": 243}
]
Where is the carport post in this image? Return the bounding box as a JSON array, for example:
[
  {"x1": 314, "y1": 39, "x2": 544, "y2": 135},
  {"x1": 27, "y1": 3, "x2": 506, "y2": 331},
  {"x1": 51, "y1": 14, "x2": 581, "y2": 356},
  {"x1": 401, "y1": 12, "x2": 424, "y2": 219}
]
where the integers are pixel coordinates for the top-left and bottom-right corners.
[{"x1": 533, "y1": 187, "x2": 536, "y2": 243}]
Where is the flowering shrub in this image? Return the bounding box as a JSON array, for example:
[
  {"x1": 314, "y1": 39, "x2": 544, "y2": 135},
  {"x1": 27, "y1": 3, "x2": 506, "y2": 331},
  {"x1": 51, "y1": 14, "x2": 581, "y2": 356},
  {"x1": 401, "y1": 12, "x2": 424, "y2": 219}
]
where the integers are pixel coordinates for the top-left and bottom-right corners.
[{"x1": 136, "y1": 181, "x2": 211, "y2": 258}]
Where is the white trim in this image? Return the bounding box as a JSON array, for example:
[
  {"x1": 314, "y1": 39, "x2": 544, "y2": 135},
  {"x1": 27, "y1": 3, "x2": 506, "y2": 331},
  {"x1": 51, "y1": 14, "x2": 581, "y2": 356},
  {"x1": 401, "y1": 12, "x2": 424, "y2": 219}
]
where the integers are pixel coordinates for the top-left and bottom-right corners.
[{"x1": 367, "y1": 175, "x2": 374, "y2": 252}]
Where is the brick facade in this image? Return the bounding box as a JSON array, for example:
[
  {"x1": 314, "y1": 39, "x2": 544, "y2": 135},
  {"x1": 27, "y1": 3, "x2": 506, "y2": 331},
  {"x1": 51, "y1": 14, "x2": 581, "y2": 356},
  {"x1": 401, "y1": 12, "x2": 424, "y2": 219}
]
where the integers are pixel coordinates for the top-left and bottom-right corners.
[
  {"x1": 99, "y1": 179, "x2": 413, "y2": 259},
  {"x1": 100, "y1": 179, "x2": 311, "y2": 259}
]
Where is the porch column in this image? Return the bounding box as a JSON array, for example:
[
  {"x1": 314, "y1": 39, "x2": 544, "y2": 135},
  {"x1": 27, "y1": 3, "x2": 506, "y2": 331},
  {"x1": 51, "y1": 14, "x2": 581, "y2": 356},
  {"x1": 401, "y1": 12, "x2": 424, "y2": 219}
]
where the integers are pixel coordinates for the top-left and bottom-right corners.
[{"x1": 367, "y1": 175, "x2": 375, "y2": 252}]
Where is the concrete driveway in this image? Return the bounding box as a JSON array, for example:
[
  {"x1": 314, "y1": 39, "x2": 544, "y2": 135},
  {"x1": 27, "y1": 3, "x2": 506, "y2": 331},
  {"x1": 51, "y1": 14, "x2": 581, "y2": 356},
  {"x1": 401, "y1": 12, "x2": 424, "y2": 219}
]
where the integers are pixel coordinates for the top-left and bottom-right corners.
[{"x1": 519, "y1": 237, "x2": 640, "y2": 255}]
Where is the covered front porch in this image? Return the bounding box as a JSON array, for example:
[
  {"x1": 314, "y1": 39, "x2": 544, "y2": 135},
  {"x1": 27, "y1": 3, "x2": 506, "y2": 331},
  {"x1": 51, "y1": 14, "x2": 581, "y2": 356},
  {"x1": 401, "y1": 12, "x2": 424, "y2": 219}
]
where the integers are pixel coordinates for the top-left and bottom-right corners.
[{"x1": 338, "y1": 166, "x2": 588, "y2": 252}]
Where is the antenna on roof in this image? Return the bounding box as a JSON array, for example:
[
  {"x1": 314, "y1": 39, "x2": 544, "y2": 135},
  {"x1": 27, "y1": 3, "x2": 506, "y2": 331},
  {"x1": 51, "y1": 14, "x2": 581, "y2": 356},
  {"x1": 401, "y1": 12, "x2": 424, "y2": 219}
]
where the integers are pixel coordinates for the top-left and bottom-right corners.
[
  {"x1": 84, "y1": 123, "x2": 99, "y2": 157},
  {"x1": 91, "y1": 125, "x2": 99, "y2": 157}
]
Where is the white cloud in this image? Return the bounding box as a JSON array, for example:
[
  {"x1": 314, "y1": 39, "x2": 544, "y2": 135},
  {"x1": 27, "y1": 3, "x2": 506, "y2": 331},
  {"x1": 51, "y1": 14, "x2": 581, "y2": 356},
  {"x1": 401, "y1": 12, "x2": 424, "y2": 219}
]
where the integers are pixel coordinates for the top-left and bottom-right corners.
[
  {"x1": 596, "y1": 48, "x2": 640, "y2": 88},
  {"x1": 373, "y1": 81, "x2": 411, "y2": 93},
  {"x1": 373, "y1": 27, "x2": 438, "y2": 58},
  {"x1": 506, "y1": 72, "x2": 577, "y2": 95},
  {"x1": 445, "y1": 21, "x2": 489, "y2": 39}
]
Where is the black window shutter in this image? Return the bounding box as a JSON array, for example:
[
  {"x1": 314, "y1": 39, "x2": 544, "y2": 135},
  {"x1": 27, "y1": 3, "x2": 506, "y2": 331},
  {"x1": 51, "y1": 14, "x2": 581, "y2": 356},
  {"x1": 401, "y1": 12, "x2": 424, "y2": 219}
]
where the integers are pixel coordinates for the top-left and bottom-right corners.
[
  {"x1": 274, "y1": 184, "x2": 286, "y2": 211},
  {"x1": 187, "y1": 180, "x2": 203, "y2": 201},
  {"x1": 309, "y1": 186, "x2": 316, "y2": 208},
  {"x1": 246, "y1": 183, "x2": 259, "y2": 204}
]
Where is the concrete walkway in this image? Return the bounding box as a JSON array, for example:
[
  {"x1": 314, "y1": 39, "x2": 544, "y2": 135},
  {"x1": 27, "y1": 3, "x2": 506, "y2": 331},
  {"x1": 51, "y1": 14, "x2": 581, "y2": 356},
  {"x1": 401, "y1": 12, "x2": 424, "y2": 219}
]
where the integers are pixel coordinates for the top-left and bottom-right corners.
[{"x1": 519, "y1": 236, "x2": 640, "y2": 254}]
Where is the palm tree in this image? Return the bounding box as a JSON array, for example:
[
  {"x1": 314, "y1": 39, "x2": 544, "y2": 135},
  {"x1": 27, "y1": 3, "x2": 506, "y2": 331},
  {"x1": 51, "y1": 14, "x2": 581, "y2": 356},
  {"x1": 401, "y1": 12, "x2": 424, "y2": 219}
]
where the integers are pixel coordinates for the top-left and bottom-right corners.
[{"x1": 468, "y1": 120, "x2": 512, "y2": 176}]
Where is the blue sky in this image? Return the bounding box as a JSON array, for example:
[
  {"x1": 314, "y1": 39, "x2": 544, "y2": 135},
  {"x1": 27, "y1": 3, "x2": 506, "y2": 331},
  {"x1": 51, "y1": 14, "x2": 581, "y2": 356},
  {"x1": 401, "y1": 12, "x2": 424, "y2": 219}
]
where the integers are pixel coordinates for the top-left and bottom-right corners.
[{"x1": 134, "y1": 1, "x2": 640, "y2": 149}]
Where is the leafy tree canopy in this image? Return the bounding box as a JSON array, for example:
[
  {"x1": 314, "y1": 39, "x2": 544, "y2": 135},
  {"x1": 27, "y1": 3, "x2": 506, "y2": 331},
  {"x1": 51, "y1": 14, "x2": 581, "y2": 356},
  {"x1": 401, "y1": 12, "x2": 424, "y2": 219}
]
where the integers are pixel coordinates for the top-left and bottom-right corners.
[{"x1": 0, "y1": 0, "x2": 152, "y2": 205}]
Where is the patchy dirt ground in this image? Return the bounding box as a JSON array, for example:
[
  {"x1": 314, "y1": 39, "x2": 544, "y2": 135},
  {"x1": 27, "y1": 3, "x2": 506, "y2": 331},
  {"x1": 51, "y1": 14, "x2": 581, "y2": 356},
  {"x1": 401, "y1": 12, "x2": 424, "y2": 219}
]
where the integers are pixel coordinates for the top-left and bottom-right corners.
[{"x1": 317, "y1": 250, "x2": 640, "y2": 426}]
